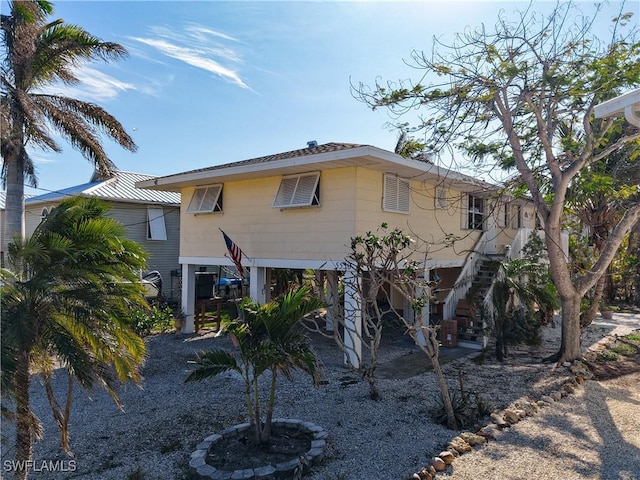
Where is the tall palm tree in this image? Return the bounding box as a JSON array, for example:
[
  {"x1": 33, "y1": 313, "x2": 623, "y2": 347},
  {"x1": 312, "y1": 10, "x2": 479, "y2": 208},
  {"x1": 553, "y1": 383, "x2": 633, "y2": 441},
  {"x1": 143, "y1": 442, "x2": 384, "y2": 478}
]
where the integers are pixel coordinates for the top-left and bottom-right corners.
[
  {"x1": 0, "y1": 0, "x2": 137, "y2": 257},
  {"x1": 186, "y1": 286, "x2": 323, "y2": 446},
  {"x1": 0, "y1": 196, "x2": 148, "y2": 480}
]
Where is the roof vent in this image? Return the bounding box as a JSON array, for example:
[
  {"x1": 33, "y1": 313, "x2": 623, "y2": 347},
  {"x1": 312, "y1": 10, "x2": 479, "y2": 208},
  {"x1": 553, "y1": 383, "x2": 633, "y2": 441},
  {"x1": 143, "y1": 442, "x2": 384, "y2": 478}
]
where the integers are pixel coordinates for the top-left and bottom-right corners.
[{"x1": 307, "y1": 140, "x2": 318, "y2": 148}]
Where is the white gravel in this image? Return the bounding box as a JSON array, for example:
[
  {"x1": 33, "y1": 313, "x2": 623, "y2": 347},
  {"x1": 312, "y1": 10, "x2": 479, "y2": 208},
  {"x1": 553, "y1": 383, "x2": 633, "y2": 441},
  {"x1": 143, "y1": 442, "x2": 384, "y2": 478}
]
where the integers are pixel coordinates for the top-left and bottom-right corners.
[{"x1": 1, "y1": 312, "x2": 639, "y2": 480}]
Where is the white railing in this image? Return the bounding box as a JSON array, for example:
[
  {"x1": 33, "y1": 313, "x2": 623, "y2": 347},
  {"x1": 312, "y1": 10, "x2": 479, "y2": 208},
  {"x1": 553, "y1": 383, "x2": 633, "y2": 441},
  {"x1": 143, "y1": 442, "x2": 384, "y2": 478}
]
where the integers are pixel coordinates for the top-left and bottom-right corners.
[
  {"x1": 441, "y1": 227, "x2": 568, "y2": 321},
  {"x1": 442, "y1": 232, "x2": 490, "y2": 320}
]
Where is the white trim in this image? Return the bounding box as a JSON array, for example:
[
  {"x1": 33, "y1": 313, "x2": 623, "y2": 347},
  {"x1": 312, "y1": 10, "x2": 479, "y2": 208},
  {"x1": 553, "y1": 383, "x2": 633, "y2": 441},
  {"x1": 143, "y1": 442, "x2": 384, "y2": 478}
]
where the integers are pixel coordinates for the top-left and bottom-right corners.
[
  {"x1": 137, "y1": 144, "x2": 496, "y2": 193},
  {"x1": 179, "y1": 256, "x2": 346, "y2": 271},
  {"x1": 594, "y1": 88, "x2": 640, "y2": 127}
]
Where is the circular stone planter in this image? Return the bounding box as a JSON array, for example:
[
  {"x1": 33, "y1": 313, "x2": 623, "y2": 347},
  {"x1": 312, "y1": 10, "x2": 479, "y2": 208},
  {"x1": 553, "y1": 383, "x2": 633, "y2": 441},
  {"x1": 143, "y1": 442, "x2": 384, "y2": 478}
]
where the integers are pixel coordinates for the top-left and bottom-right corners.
[{"x1": 189, "y1": 419, "x2": 327, "y2": 480}]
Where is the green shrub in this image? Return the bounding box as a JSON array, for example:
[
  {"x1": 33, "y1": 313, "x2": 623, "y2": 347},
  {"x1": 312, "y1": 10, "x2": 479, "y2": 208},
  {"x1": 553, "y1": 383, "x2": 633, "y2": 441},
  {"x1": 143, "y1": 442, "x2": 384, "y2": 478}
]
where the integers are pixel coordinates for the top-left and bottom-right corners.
[
  {"x1": 610, "y1": 343, "x2": 636, "y2": 356},
  {"x1": 129, "y1": 306, "x2": 174, "y2": 336},
  {"x1": 624, "y1": 332, "x2": 640, "y2": 343}
]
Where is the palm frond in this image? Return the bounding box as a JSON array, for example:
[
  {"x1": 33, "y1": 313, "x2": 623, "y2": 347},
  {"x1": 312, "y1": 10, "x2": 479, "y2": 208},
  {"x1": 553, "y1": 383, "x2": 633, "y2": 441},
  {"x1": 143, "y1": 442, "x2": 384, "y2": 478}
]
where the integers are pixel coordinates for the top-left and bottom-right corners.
[{"x1": 184, "y1": 350, "x2": 241, "y2": 383}]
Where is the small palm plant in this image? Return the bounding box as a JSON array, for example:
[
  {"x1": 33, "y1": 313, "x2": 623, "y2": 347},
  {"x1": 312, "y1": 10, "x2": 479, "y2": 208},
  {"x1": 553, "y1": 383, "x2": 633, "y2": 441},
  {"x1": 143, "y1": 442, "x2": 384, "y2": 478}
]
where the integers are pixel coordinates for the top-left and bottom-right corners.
[
  {"x1": 185, "y1": 285, "x2": 323, "y2": 446},
  {"x1": 485, "y1": 258, "x2": 559, "y2": 361}
]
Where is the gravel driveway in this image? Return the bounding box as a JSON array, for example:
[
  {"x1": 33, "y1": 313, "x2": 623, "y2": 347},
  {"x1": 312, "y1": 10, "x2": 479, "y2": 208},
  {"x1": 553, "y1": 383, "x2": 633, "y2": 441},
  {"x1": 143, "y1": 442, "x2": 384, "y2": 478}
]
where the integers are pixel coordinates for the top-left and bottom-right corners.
[{"x1": 1, "y1": 312, "x2": 638, "y2": 480}]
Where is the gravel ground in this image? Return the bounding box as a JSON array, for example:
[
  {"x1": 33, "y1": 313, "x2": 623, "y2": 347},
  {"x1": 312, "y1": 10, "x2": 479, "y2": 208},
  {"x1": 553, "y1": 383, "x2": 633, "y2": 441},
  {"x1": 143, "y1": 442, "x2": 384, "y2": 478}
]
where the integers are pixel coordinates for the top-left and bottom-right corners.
[{"x1": 1, "y1": 312, "x2": 639, "y2": 480}]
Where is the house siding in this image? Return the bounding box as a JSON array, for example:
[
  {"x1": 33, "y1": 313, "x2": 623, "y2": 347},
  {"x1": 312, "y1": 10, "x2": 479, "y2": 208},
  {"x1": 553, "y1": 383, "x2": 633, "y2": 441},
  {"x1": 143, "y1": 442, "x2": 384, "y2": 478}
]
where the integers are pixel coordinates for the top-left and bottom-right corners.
[
  {"x1": 180, "y1": 167, "x2": 358, "y2": 261},
  {"x1": 25, "y1": 200, "x2": 181, "y2": 297},
  {"x1": 179, "y1": 165, "x2": 531, "y2": 266}
]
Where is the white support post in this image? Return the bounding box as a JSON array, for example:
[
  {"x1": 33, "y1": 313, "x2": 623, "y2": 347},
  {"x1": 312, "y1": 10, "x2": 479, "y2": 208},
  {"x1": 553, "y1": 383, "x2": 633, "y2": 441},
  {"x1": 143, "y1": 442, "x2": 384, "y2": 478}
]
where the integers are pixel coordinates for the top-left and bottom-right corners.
[
  {"x1": 325, "y1": 270, "x2": 339, "y2": 332},
  {"x1": 250, "y1": 266, "x2": 267, "y2": 305},
  {"x1": 181, "y1": 263, "x2": 196, "y2": 333},
  {"x1": 343, "y1": 270, "x2": 362, "y2": 368}
]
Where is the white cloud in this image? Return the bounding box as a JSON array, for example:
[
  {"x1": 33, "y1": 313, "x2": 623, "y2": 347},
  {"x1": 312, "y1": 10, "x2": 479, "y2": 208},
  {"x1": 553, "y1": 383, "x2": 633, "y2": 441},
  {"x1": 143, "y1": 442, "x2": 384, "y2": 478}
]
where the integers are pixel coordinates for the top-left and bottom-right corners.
[
  {"x1": 131, "y1": 22, "x2": 250, "y2": 90},
  {"x1": 38, "y1": 67, "x2": 137, "y2": 101}
]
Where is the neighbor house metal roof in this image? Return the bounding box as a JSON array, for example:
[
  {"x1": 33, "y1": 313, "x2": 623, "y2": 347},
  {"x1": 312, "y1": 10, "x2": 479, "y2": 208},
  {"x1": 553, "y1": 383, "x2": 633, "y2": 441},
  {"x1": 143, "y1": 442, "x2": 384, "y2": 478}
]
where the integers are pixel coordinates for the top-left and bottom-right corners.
[{"x1": 26, "y1": 171, "x2": 181, "y2": 206}]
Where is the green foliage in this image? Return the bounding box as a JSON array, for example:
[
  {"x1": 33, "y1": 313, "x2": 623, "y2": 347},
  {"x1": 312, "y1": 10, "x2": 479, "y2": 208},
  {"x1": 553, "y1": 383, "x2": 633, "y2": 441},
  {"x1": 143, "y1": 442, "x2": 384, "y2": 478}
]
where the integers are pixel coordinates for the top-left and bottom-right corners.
[
  {"x1": 185, "y1": 286, "x2": 323, "y2": 446},
  {"x1": 128, "y1": 306, "x2": 174, "y2": 336},
  {"x1": 624, "y1": 333, "x2": 640, "y2": 343},
  {"x1": 596, "y1": 350, "x2": 620, "y2": 362},
  {"x1": 433, "y1": 379, "x2": 492, "y2": 429},
  {"x1": 1, "y1": 197, "x2": 148, "y2": 464},
  {"x1": 484, "y1": 256, "x2": 558, "y2": 361},
  {"x1": 610, "y1": 343, "x2": 636, "y2": 356}
]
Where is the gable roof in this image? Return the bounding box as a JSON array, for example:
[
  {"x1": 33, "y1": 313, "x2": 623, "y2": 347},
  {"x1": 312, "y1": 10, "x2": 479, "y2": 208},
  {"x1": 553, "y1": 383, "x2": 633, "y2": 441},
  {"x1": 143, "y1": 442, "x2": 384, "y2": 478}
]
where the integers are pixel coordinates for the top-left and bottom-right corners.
[
  {"x1": 137, "y1": 142, "x2": 493, "y2": 193},
  {"x1": 26, "y1": 170, "x2": 181, "y2": 206}
]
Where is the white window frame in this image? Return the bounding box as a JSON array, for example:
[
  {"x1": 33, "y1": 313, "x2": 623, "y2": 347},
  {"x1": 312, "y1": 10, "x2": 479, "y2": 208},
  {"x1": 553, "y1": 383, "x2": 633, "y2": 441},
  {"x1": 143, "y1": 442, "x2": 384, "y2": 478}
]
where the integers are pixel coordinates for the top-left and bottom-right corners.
[
  {"x1": 383, "y1": 174, "x2": 410, "y2": 214},
  {"x1": 147, "y1": 207, "x2": 167, "y2": 241},
  {"x1": 466, "y1": 195, "x2": 484, "y2": 230},
  {"x1": 186, "y1": 185, "x2": 223, "y2": 214},
  {"x1": 273, "y1": 172, "x2": 320, "y2": 208},
  {"x1": 435, "y1": 185, "x2": 448, "y2": 209}
]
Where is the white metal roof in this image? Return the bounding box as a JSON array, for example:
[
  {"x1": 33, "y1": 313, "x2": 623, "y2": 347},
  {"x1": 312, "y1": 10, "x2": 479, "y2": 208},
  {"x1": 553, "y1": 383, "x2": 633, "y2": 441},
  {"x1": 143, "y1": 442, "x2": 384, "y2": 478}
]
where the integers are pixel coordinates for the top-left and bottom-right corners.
[{"x1": 25, "y1": 170, "x2": 181, "y2": 206}]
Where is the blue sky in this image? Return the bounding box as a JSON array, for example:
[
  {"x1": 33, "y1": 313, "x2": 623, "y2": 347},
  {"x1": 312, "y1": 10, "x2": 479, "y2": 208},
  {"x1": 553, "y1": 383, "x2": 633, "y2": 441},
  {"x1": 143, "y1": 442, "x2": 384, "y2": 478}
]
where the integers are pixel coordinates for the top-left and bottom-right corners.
[{"x1": 11, "y1": 0, "x2": 630, "y2": 196}]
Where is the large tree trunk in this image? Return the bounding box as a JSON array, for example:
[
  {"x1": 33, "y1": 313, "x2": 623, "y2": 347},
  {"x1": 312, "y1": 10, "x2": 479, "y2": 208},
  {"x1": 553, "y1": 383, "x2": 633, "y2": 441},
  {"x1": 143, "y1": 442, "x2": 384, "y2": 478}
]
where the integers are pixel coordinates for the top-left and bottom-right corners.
[
  {"x1": 2, "y1": 149, "x2": 25, "y2": 263},
  {"x1": 14, "y1": 350, "x2": 34, "y2": 480},
  {"x1": 558, "y1": 294, "x2": 583, "y2": 363}
]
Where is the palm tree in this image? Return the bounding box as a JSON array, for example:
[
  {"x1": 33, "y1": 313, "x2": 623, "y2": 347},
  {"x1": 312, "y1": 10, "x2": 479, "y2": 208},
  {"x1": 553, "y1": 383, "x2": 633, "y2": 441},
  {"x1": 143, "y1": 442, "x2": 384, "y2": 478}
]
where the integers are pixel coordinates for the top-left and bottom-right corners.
[
  {"x1": 0, "y1": 0, "x2": 136, "y2": 256},
  {"x1": 0, "y1": 196, "x2": 148, "y2": 480},
  {"x1": 484, "y1": 258, "x2": 559, "y2": 362},
  {"x1": 185, "y1": 285, "x2": 323, "y2": 446}
]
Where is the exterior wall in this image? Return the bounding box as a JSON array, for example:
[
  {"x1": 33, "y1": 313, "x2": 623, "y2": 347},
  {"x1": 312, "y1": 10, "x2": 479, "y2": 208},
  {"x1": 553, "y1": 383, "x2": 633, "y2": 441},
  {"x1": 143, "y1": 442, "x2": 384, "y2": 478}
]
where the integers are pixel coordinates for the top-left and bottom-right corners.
[
  {"x1": 179, "y1": 165, "x2": 536, "y2": 268},
  {"x1": 109, "y1": 203, "x2": 181, "y2": 294},
  {"x1": 180, "y1": 168, "x2": 358, "y2": 262},
  {"x1": 24, "y1": 200, "x2": 180, "y2": 297}
]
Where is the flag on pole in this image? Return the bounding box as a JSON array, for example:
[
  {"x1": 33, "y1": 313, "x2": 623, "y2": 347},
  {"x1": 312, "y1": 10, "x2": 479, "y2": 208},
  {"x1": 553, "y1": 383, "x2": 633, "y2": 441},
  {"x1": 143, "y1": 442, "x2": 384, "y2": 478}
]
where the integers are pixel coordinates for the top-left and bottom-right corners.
[{"x1": 220, "y1": 229, "x2": 245, "y2": 279}]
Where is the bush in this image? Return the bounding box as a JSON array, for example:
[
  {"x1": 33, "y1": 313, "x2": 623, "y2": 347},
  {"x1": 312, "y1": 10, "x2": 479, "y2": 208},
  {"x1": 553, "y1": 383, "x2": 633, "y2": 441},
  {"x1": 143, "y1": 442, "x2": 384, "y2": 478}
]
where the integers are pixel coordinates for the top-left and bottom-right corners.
[{"x1": 129, "y1": 306, "x2": 174, "y2": 336}]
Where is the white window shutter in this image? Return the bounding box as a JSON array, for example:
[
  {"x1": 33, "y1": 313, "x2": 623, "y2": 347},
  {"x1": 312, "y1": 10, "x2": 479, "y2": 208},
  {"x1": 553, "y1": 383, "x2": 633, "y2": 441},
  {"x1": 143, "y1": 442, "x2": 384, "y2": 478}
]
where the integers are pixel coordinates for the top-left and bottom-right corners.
[
  {"x1": 383, "y1": 174, "x2": 410, "y2": 214},
  {"x1": 186, "y1": 185, "x2": 222, "y2": 213},
  {"x1": 148, "y1": 207, "x2": 167, "y2": 240},
  {"x1": 273, "y1": 173, "x2": 320, "y2": 208}
]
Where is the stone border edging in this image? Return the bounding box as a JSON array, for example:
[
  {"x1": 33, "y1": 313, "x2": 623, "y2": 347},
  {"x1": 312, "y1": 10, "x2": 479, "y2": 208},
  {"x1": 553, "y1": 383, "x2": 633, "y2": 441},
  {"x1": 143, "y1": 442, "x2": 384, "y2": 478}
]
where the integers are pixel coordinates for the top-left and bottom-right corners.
[
  {"x1": 190, "y1": 419, "x2": 327, "y2": 480},
  {"x1": 407, "y1": 358, "x2": 597, "y2": 480}
]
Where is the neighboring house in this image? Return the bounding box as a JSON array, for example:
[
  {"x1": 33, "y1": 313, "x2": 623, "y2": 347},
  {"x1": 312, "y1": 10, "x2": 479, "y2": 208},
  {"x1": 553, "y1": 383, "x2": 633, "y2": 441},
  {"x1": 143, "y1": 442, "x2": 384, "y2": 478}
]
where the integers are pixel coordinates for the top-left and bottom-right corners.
[
  {"x1": 138, "y1": 142, "x2": 558, "y2": 364},
  {"x1": 25, "y1": 170, "x2": 182, "y2": 304}
]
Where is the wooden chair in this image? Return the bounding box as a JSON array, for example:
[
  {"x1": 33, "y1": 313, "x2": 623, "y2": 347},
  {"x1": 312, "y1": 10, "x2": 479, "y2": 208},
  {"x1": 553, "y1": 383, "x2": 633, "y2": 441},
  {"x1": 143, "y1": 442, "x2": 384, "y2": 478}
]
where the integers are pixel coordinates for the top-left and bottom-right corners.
[{"x1": 194, "y1": 299, "x2": 222, "y2": 332}]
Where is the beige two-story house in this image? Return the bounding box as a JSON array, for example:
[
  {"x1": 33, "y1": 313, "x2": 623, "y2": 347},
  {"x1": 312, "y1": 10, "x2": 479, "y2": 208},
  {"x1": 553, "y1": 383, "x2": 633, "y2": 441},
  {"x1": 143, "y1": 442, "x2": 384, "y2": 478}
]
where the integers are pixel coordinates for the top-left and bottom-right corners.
[{"x1": 138, "y1": 142, "x2": 551, "y2": 363}]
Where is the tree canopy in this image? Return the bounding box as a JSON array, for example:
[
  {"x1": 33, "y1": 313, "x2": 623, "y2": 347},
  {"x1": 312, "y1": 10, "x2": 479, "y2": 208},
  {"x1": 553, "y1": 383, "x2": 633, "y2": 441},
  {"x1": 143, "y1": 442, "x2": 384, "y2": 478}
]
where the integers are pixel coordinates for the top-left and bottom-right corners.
[{"x1": 356, "y1": 1, "x2": 640, "y2": 362}]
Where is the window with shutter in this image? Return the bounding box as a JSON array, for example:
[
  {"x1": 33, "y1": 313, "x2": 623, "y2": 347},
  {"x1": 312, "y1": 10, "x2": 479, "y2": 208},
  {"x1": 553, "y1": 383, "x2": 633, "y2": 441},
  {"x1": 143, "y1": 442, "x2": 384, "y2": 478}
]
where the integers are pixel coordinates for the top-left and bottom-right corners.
[
  {"x1": 383, "y1": 174, "x2": 410, "y2": 214},
  {"x1": 273, "y1": 172, "x2": 320, "y2": 208},
  {"x1": 186, "y1": 185, "x2": 223, "y2": 213},
  {"x1": 147, "y1": 207, "x2": 167, "y2": 240}
]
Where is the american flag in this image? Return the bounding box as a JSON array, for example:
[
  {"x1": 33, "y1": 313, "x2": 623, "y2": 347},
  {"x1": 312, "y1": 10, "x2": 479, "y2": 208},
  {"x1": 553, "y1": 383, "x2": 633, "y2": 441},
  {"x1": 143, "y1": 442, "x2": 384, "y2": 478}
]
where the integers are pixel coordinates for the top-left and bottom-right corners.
[{"x1": 220, "y1": 229, "x2": 245, "y2": 279}]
